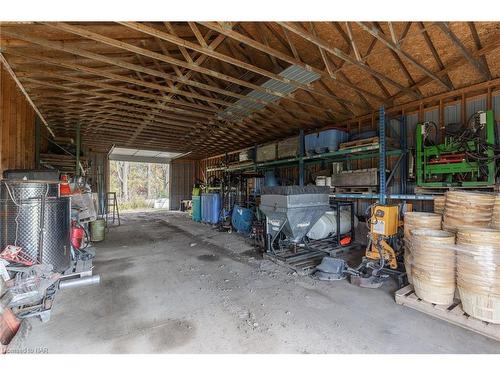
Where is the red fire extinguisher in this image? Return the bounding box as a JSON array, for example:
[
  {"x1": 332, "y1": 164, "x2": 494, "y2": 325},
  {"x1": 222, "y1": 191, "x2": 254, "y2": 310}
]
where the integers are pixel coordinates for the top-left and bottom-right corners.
[{"x1": 71, "y1": 221, "x2": 86, "y2": 250}]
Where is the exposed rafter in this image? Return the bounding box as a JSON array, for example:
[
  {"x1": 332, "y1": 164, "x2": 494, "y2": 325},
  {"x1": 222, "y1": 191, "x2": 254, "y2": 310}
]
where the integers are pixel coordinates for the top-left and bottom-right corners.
[
  {"x1": 357, "y1": 22, "x2": 452, "y2": 90},
  {"x1": 1, "y1": 21, "x2": 497, "y2": 156},
  {"x1": 278, "y1": 22, "x2": 422, "y2": 100},
  {"x1": 436, "y1": 22, "x2": 492, "y2": 81}
]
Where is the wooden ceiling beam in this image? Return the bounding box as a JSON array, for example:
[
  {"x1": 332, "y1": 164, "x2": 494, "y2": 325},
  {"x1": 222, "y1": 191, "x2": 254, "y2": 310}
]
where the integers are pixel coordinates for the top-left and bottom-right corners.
[
  {"x1": 130, "y1": 52, "x2": 211, "y2": 147},
  {"x1": 279, "y1": 22, "x2": 421, "y2": 100},
  {"x1": 120, "y1": 21, "x2": 357, "y2": 115},
  {"x1": 21, "y1": 77, "x2": 209, "y2": 122},
  {"x1": 3, "y1": 28, "x2": 335, "y2": 123},
  {"x1": 467, "y1": 22, "x2": 492, "y2": 80},
  {"x1": 201, "y1": 21, "x2": 384, "y2": 106},
  {"x1": 391, "y1": 35, "x2": 499, "y2": 102},
  {"x1": 0, "y1": 29, "x2": 279, "y2": 107},
  {"x1": 416, "y1": 22, "x2": 454, "y2": 90},
  {"x1": 33, "y1": 95, "x2": 203, "y2": 127},
  {"x1": 435, "y1": 22, "x2": 492, "y2": 81},
  {"x1": 399, "y1": 22, "x2": 412, "y2": 41},
  {"x1": 188, "y1": 22, "x2": 209, "y2": 48},
  {"x1": 46, "y1": 116, "x2": 192, "y2": 142},
  {"x1": 357, "y1": 22, "x2": 452, "y2": 91},
  {"x1": 40, "y1": 104, "x2": 201, "y2": 133},
  {"x1": 344, "y1": 23, "x2": 362, "y2": 62},
  {"x1": 47, "y1": 115, "x2": 197, "y2": 141},
  {"x1": 17, "y1": 68, "x2": 219, "y2": 114},
  {"x1": 46, "y1": 22, "x2": 336, "y2": 116},
  {"x1": 372, "y1": 22, "x2": 423, "y2": 97}
]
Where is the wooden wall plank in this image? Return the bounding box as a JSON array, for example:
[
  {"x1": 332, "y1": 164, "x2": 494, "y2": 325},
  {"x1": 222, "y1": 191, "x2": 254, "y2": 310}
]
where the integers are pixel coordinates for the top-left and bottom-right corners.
[{"x1": 0, "y1": 63, "x2": 36, "y2": 175}]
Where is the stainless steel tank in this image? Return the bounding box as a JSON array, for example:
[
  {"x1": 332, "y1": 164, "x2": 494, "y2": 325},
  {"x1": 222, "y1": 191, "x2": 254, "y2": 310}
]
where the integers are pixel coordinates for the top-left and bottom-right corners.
[
  {"x1": 0, "y1": 180, "x2": 59, "y2": 201},
  {"x1": 0, "y1": 180, "x2": 70, "y2": 273}
]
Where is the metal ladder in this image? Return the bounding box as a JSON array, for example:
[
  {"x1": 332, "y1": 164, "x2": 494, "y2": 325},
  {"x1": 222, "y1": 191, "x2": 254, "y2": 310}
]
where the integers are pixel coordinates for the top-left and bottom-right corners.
[{"x1": 105, "y1": 192, "x2": 121, "y2": 226}]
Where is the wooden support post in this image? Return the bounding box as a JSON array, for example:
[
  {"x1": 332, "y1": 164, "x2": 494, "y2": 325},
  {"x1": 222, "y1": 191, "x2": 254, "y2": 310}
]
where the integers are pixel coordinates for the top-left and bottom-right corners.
[
  {"x1": 35, "y1": 116, "x2": 41, "y2": 169},
  {"x1": 75, "y1": 123, "x2": 81, "y2": 177}
]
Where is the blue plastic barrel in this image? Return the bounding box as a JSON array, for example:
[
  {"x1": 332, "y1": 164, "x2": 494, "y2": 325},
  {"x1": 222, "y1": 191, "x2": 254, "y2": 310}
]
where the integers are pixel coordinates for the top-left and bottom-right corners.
[
  {"x1": 192, "y1": 196, "x2": 201, "y2": 222},
  {"x1": 210, "y1": 193, "x2": 221, "y2": 224},
  {"x1": 201, "y1": 193, "x2": 208, "y2": 222},
  {"x1": 231, "y1": 205, "x2": 253, "y2": 233}
]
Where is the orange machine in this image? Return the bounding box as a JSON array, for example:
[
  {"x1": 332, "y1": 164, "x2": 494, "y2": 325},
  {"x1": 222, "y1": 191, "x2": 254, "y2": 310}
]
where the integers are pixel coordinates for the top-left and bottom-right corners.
[
  {"x1": 366, "y1": 204, "x2": 402, "y2": 269},
  {"x1": 350, "y1": 203, "x2": 411, "y2": 288}
]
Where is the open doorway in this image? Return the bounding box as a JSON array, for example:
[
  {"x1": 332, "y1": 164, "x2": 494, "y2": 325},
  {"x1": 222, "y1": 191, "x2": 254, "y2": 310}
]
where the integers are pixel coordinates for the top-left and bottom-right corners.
[
  {"x1": 108, "y1": 147, "x2": 184, "y2": 212},
  {"x1": 109, "y1": 161, "x2": 170, "y2": 211}
]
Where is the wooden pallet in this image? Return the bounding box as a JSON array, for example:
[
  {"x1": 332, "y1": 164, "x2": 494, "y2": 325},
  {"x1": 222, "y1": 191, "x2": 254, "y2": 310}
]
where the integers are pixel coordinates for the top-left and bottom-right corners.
[
  {"x1": 395, "y1": 285, "x2": 500, "y2": 342},
  {"x1": 339, "y1": 136, "x2": 399, "y2": 151},
  {"x1": 415, "y1": 185, "x2": 497, "y2": 195},
  {"x1": 339, "y1": 136, "x2": 379, "y2": 150},
  {"x1": 307, "y1": 237, "x2": 361, "y2": 257},
  {"x1": 263, "y1": 249, "x2": 325, "y2": 276}
]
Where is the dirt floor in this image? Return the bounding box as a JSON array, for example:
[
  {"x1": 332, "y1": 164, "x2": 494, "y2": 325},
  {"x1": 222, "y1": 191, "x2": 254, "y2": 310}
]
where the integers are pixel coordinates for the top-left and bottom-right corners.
[{"x1": 17, "y1": 211, "x2": 500, "y2": 353}]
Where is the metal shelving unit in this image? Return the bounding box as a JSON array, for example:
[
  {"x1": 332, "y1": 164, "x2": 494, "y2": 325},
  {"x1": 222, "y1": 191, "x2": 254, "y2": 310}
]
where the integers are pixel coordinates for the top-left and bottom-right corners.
[{"x1": 205, "y1": 107, "x2": 437, "y2": 201}]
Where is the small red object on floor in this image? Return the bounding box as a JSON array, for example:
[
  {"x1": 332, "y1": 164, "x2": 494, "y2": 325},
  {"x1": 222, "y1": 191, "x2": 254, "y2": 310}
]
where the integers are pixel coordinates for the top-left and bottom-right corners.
[
  {"x1": 340, "y1": 236, "x2": 352, "y2": 246},
  {"x1": 0, "y1": 245, "x2": 36, "y2": 266}
]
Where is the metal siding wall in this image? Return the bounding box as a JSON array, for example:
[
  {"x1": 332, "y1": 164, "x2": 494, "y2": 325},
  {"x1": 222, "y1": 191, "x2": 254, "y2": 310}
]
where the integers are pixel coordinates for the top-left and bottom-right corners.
[
  {"x1": 444, "y1": 103, "x2": 461, "y2": 125},
  {"x1": 406, "y1": 113, "x2": 419, "y2": 146},
  {"x1": 424, "y1": 108, "x2": 439, "y2": 123},
  {"x1": 170, "y1": 159, "x2": 198, "y2": 210},
  {"x1": 466, "y1": 97, "x2": 487, "y2": 118},
  {"x1": 199, "y1": 93, "x2": 499, "y2": 216},
  {"x1": 494, "y1": 94, "x2": 500, "y2": 146}
]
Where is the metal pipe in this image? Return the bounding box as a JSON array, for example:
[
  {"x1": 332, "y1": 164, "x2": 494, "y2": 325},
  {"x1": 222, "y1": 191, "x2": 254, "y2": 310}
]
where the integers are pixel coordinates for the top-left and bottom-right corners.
[
  {"x1": 386, "y1": 153, "x2": 404, "y2": 188},
  {"x1": 58, "y1": 275, "x2": 101, "y2": 290},
  {"x1": 378, "y1": 106, "x2": 386, "y2": 205},
  {"x1": 299, "y1": 129, "x2": 305, "y2": 187}
]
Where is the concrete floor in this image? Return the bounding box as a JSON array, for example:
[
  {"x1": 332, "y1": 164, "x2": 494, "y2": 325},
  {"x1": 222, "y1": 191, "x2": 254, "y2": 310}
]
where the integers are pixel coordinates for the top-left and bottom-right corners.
[{"x1": 20, "y1": 211, "x2": 500, "y2": 353}]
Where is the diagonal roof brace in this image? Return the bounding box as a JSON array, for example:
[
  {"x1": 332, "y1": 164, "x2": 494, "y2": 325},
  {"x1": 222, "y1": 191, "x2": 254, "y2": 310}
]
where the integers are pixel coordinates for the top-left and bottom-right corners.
[{"x1": 356, "y1": 22, "x2": 453, "y2": 91}]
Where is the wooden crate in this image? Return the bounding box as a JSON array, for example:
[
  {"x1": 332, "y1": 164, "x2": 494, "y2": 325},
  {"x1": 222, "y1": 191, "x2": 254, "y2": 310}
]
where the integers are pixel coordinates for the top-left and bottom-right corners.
[{"x1": 395, "y1": 285, "x2": 500, "y2": 342}]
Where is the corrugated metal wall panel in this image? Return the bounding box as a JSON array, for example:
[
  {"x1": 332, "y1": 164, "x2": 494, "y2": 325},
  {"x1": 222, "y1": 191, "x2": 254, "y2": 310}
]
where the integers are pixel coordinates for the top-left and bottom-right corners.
[
  {"x1": 201, "y1": 94, "x2": 498, "y2": 216},
  {"x1": 169, "y1": 159, "x2": 199, "y2": 210},
  {"x1": 492, "y1": 94, "x2": 500, "y2": 146},
  {"x1": 444, "y1": 103, "x2": 461, "y2": 125},
  {"x1": 424, "y1": 108, "x2": 439, "y2": 123},
  {"x1": 406, "y1": 113, "x2": 419, "y2": 146},
  {"x1": 467, "y1": 97, "x2": 487, "y2": 118}
]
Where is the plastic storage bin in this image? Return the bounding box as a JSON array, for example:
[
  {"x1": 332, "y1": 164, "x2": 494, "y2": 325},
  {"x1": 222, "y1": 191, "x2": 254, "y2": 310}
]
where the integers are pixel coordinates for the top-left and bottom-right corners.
[
  {"x1": 305, "y1": 133, "x2": 318, "y2": 155},
  {"x1": 315, "y1": 129, "x2": 348, "y2": 153}
]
